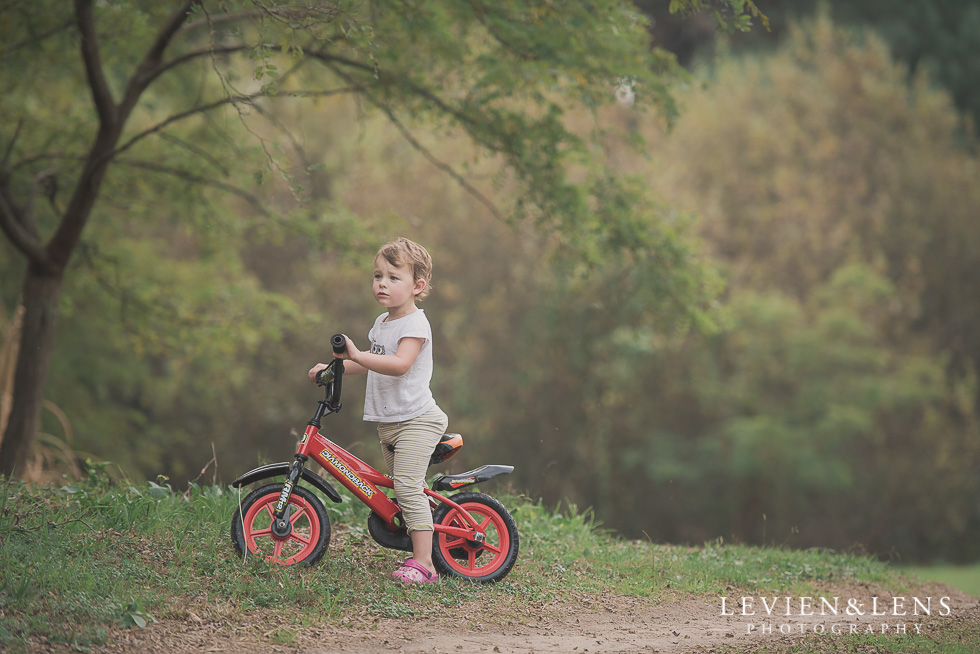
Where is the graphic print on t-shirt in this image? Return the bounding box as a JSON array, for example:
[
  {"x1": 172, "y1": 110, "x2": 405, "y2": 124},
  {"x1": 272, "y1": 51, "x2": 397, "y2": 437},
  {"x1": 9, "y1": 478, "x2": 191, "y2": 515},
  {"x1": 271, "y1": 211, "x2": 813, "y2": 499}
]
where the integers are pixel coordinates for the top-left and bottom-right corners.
[{"x1": 371, "y1": 341, "x2": 386, "y2": 355}]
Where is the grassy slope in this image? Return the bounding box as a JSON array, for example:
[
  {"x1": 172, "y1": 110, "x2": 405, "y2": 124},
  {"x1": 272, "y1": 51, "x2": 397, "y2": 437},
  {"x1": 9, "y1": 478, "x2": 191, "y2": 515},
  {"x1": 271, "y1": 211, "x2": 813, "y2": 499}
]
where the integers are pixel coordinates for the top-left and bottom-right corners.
[
  {"x1": 902, "y1": 564, "x2": 980, "y2": 598},
  {"x1": 0, "y1": 473, "x2": 974, "y2": 653}
]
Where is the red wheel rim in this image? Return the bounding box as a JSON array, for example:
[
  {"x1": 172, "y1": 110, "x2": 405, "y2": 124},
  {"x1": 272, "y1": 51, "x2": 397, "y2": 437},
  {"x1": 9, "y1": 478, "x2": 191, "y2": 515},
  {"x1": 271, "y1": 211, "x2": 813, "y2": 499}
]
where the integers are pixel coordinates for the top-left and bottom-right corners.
[
  {"x1": 437, "y1": 503, "x2": 510, "y2": 577},
  {"x1": 240, "y1": 491, "x2": 322, "y2": 565}
]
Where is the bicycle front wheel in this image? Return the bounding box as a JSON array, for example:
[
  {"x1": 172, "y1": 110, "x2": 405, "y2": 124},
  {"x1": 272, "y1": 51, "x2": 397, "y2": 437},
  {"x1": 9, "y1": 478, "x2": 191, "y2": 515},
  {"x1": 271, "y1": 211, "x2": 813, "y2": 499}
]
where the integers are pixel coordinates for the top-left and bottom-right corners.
[{"x1": 230, "y1": 483, "x2": 331, "y2": 566}]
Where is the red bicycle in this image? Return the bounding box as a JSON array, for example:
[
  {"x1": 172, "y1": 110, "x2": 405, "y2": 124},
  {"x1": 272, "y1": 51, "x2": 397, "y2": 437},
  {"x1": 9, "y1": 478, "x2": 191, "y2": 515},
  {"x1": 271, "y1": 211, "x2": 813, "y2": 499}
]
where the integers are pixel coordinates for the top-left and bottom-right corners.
[{"x1": 230, "y1": 334, "x2": 519, "y2": 583}]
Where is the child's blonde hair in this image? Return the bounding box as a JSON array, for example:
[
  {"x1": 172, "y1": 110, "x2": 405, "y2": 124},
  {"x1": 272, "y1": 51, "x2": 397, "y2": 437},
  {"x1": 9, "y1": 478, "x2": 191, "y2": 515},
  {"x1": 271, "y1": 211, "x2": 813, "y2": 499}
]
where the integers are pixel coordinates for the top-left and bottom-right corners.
[{"x1": 376, "y1": 237, "x2": 433, "y2": 301}]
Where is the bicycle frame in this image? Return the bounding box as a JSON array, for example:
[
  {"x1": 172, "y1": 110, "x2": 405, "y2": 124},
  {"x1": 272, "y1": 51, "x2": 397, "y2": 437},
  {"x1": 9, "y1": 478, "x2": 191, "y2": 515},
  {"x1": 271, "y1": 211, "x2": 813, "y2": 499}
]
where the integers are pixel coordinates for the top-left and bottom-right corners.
[
  {"x1": 271, "y1": 358, "x2": 484, "y2": 541},
  {"x1": 299, "y1": 426, "x2": 484, "y2": 535}
]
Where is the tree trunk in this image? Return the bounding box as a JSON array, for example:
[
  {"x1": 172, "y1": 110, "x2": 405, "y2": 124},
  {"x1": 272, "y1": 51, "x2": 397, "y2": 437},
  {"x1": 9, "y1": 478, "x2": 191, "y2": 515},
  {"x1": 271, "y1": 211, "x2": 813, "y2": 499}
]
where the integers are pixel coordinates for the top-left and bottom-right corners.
[{"x1": 0, "y1": 263, "x2": 64, "y2": 478}]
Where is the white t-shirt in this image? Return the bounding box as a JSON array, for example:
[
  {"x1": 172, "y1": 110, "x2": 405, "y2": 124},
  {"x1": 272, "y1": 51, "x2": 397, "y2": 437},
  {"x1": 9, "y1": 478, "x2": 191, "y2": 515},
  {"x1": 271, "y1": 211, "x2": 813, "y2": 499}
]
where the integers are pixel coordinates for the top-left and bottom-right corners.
[{"x1": 362, "y1": 309, "x2": 436, "y2": 423}]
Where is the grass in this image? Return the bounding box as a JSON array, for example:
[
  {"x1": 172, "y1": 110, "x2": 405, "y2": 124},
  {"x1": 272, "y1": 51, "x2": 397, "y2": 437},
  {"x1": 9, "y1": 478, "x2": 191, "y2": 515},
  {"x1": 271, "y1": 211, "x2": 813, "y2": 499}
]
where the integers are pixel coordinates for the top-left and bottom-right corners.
[
  {"x1": 0, "y1": 465, "x2": 972, "y2": 653},
  {"x1": 902, "y1": 563, "x2": 980, "y2": 598}
]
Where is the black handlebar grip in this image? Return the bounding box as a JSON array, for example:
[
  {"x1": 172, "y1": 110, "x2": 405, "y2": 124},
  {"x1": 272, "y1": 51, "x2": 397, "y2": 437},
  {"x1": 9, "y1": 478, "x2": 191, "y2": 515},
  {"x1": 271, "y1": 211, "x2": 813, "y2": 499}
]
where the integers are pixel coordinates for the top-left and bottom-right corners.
[{"x1": 331, "y1": 333, "x2": 347, "y2": 355}]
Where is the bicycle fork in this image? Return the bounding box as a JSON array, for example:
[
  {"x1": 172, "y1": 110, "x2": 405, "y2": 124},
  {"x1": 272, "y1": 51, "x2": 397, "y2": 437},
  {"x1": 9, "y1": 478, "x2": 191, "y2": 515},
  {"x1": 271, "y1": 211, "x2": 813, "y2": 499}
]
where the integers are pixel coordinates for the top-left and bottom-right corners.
[
  {"x1": 267, "y1": 366, "x2": 342, "y2": 535},
  {"x1": 270, "y1": 454, "x2": 308, "y2": 538}
]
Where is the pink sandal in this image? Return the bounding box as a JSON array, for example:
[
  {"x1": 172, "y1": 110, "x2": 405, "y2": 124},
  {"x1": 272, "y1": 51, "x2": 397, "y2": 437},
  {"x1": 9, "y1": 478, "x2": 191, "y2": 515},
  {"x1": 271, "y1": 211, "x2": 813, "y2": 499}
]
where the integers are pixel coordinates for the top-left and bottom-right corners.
[{"x1": 392, "y1": 559, "x2": 439, "y2": 584}]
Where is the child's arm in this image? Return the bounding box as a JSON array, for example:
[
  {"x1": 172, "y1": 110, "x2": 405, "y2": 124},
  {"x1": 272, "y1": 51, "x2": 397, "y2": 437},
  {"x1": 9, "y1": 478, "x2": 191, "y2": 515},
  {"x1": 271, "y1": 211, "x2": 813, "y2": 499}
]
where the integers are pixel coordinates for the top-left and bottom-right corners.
[
  {"x1": 336, "y1": 334, "x2": 423, "y2": 377},
  {"x1": 341, "y1": 359, "x2": 369, "y2": 375}
]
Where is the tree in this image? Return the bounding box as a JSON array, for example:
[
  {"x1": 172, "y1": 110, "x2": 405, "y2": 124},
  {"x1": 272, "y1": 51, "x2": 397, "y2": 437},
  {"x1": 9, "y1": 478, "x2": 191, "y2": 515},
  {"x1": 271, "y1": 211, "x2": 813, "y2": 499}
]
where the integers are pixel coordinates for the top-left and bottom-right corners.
[
  {"x1": 0, "y1": 0, "x2": 763, "y2": 477},
  {"x1": 614, "y1": 15, "x2": 980, "y2": 558},
  {"x1": 641, "y1": 0, "x2": 980, "y2": 135}
]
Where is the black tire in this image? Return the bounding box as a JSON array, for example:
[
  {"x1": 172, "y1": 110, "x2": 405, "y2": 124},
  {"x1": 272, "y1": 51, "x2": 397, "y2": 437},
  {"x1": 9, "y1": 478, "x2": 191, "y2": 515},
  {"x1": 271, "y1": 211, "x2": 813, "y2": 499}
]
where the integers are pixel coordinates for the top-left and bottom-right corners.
[
  {"x1": 431, "y1": 492, "x2": 519, "y2": 583},
  {"x1": 231, "y1": 483, "x2": 331, "y2": 566}
]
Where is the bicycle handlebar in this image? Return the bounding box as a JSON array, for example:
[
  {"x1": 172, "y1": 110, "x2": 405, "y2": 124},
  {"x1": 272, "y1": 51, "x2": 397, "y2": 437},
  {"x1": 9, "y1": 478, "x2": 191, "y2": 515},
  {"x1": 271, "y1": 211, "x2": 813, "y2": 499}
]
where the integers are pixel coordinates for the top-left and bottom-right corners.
[
  {"x1": 314, "y1": 334, "x2": 348, "y2": 387},
  {"x1": 312, "y1": 334, "x2": 347, "y2": 414}
]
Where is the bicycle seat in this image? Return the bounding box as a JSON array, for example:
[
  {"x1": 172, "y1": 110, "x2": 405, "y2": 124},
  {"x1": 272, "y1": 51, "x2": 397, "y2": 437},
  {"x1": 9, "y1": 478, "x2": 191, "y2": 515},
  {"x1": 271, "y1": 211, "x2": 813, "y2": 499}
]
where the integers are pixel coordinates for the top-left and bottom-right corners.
[{"x1": 430, "y1": 433, "x2": 463, "y2": 465}]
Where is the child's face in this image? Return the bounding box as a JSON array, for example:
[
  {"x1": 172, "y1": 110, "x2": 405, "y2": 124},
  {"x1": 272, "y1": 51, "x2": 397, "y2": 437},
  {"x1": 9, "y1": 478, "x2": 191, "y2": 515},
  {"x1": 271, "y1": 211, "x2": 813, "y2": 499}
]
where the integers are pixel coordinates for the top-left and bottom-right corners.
[{"x1": 373, "y1": 256, "x2": 424, "y2": 316}]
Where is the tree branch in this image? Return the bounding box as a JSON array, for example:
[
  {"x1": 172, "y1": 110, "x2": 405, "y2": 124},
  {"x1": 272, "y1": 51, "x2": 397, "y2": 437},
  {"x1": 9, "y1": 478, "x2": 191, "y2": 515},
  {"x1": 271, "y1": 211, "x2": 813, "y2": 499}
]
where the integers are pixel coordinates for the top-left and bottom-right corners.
[
  {"x1": 157, "y1": 132, "x2": 230, "y2": 178},
  {"x1": 465, "y1": 0, "x2": 539, "y2": 61},
  {"x1": 376, "y1": 102, "x2": 506, "y2": 223},
  {"x1": 115, "y1": 158, "x2": 338, "y2": 240},
  {"x1": 9, "y1": 153, "x2": 81, "y2": 177},
  {"x1": 180, "y1": 10, "x2": 262, "y2": 35},
  {"x1": 0, "y1": 19, "x2": 75, "y2": 58},
  {"x1": 1, "y1": 120, "x2": 23, "y2": 173},
  {"x1": 116, "y1": 159, "x2": 272, "y2": 218},
  {"x1": 118, "y1": 0, "x2": 199, "y2": 119},
  {"x1": 74, "y1": 0, "x2": 116, "y2": 128},
  {"x1": 144, "y1": 1, "x2": 201, "y2": 76},
  {"x1": 114, "y1": 97, "x2": 234, "y2": 157},
  {"x1": 306, "y1": 49, "x2": 491, "y2": 149},
  {"x1": 319, "y1": 58, "x2": 506, "y2": 222},
  {"x1": 113, "y1": 87, "x2": 356, "y2": 158},
  {"x1": 158, "y1": 44, "x2": 248, "y2": 78},
  {"x1": 0, "y1": 190, "x2": 48, "y2": 266},
  {"x1": 24, "y1": 170, "x2": 57, "y2": 233},
  {"x1": 244, "y1": 102, "x2": 327, "y2": 200}
]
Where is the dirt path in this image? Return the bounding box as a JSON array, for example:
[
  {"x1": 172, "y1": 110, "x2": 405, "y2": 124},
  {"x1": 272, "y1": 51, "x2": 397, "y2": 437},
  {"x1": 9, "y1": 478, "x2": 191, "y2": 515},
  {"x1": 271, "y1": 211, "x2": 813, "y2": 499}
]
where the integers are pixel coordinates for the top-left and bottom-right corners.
[{"x1": 100, "y1": 582, "x2": 977, "y2": 654}]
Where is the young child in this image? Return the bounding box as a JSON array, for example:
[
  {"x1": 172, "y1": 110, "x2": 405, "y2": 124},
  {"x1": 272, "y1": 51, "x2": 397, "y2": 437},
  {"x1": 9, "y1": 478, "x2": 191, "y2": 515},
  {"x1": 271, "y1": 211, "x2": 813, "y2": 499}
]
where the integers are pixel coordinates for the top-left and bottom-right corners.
[{"x1": 308, "y1": 237, "x2": 447, "y2": 584}]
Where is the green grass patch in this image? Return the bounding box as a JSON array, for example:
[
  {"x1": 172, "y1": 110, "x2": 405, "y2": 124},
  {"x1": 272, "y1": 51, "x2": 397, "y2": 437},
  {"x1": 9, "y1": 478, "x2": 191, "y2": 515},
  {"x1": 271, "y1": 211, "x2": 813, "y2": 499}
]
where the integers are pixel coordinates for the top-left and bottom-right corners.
[
  {"x1": 0, "y1": 469, "x2": 909, "y2": 652},
  {"x1": 902, "y1": 564, "x2": 980, "y2": 598}
]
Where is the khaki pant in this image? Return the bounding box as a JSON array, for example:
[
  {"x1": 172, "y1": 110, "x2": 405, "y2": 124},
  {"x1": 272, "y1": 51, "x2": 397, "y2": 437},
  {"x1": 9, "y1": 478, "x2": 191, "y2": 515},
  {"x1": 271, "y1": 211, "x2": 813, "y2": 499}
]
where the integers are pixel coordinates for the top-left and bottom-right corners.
[{"x1": 377, "y1": 405, "x2": 448, "y2": 532}]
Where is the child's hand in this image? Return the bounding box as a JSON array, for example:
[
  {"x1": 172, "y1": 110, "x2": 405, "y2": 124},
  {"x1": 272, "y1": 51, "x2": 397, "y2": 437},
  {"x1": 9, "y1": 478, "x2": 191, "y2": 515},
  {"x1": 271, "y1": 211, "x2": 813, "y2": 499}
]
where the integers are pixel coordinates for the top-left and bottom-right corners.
[
  {"x1": 308, "y1": 363, "x2": 329, "y2": 383},
  {"x1": 333, "y1": 335, "x2": 361, "y2": 362}
]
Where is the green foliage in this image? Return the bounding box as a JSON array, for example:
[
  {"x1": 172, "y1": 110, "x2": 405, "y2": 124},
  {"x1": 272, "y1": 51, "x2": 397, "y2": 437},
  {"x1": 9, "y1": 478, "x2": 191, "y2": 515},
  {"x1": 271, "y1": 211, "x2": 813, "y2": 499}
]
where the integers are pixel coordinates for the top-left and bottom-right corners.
[
  {"x1": 1, "y1": 0, "x2": 730, "y2": 482},
  {"x1": 618, "y1": 15, "x2": 980, "y2": 561},
  {"x1": 754, "y1": 1, "x2": 980, "y2": 134},
  {"x1": 648, "y1": 0, "x2": 980, "y2": 136},
  {"x1": 115, "y1": 599, "x2": 157, "y2": 629},
  {"x1": 669, "y1": 0, "x2": 770, "y2": 33},
  {"x1": 685, "y1": 269, "x2": 965, "y2": 548}
]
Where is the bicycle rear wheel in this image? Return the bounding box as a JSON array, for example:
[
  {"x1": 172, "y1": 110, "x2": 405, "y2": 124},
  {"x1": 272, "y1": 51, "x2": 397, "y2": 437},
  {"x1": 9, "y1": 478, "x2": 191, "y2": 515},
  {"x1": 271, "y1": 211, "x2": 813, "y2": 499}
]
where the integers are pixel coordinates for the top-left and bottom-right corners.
[
  {"x1": 231, "y1": 483, "x2": 331, "y2": 566},
  {"x1": 431, "y1": 493, "x2": 519, "y2": 583}
]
